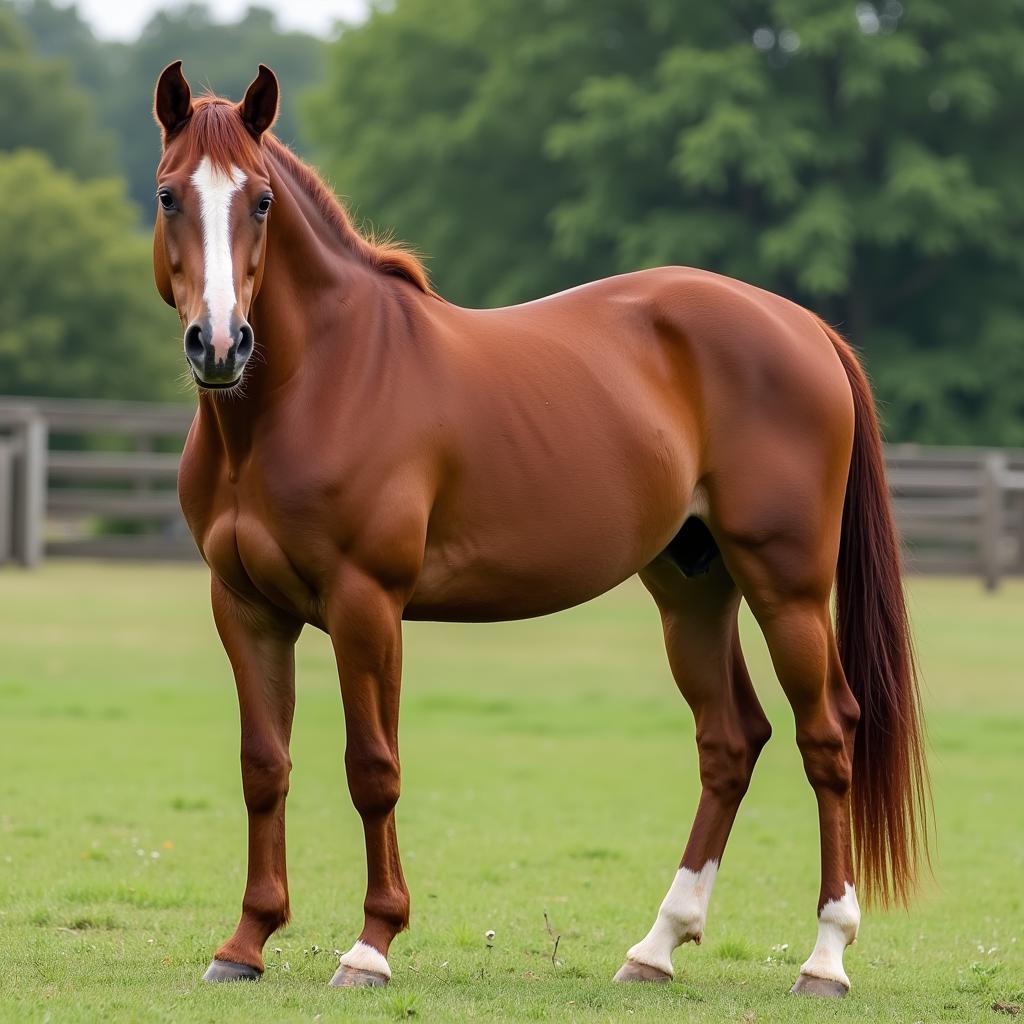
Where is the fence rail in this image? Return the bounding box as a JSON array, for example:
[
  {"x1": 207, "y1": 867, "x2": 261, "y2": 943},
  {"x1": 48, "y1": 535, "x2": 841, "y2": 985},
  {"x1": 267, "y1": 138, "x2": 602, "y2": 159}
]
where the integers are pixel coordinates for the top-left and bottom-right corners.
[
  {"x1": 0, "y1": 398, "x2": 190, "y2": 566},
  {"x1": 1, "y1": 397, "x2": 1023, "y2": 587},
  {"x1": 886, "y1": 444, "x2": 1024, "y2": 588}
]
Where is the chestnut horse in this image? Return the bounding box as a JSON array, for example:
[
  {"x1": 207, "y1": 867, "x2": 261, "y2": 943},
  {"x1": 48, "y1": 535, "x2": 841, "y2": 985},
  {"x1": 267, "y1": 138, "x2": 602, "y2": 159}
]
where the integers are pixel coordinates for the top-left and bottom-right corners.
[{"x1": 152, "y1": 63, "x2": 927, "y2": 996}]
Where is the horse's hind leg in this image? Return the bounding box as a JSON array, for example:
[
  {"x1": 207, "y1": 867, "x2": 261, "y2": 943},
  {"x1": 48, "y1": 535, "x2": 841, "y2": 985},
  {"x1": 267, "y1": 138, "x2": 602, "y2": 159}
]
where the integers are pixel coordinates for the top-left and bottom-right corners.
[
  {"x1": 614, "y1": 552, "x2": 771, "y2": 983},
  {"x1": 724, "y1": 528, "x2": 861, "y2": 997}
]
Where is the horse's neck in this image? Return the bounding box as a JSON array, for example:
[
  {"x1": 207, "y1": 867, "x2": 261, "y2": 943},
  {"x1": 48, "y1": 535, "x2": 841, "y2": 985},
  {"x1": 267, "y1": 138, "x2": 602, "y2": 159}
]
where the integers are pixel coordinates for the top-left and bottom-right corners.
[{"x1": 198, "y1": 156, "x2": 403, "y2": 463}]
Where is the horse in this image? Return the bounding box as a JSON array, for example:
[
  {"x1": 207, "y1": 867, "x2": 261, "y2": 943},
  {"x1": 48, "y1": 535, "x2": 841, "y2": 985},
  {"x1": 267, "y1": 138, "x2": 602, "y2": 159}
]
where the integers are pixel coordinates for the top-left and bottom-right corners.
[{"x1": 151, "y1": 62, "x2": 928, "y2": 997}]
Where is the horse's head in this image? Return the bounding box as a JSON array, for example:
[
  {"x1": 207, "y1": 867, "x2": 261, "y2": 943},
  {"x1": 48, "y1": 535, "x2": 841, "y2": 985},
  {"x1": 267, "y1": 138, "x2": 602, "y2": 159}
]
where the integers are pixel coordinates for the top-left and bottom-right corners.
[{"x1": 152, "y1": 62, "x2": 279, "y2": 390}]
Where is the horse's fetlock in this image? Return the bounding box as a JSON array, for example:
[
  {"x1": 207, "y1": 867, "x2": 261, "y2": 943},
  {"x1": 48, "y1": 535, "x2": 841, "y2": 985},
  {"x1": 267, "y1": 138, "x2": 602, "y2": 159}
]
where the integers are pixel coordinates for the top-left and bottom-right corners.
[
  {"x1": 243, "y1": 880, "x2": 290, "y2": 930},
  {"x1": 364, "y1": 890, "x2": 410, "y2": 932},
  {"x1": 664, "y1": 905, "x2": 704, "y2": 941}
]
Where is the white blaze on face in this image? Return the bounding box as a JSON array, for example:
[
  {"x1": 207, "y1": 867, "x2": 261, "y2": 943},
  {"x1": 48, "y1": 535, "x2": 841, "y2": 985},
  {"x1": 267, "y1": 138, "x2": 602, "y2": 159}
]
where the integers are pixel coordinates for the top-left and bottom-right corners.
[
  {"x1": 624, "y1": 860, "x2": 718, "y2": 977},
  {"x1": 798, "y1": 882, "x2": 860, "y2": 989},
  {"x1": 190, "y1": 156, "x2": 247, "y2": 361}
]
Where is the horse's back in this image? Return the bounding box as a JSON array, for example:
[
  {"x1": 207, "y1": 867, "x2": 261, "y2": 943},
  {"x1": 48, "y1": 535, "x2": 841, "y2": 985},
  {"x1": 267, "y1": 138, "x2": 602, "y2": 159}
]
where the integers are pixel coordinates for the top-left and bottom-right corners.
[{"x1": 408, "y1": 267, "x2": 852, "y2": 621}]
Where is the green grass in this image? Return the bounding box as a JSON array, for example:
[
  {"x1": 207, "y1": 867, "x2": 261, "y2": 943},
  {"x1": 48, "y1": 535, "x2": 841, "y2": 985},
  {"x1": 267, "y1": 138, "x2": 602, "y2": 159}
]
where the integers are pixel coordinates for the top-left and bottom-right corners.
[{"x1": 1, "y1": 564, "x2": 1022, "y2": 1023}]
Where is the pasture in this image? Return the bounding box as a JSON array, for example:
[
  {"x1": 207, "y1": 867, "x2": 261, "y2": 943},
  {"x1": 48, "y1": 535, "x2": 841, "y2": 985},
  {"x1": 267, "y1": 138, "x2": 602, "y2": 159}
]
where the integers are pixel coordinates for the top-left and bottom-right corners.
[{"x1": 0, "y1": 563, "x2": 1021, "y2": 1023}]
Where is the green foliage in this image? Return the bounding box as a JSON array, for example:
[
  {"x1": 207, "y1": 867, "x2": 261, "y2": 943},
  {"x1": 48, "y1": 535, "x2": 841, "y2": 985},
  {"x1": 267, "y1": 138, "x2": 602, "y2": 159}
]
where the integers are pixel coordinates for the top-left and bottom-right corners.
[
  {"x1": 307, "y1": 0, "x2": 1024, "y2": 444},
  {"x1": 305, "y1": 0, "x2": 657, "y2": 307},
  {"x1": 12, "y1": 0, "x2": 326, "y2": 207},
  {"x1": 9, "y1": 0, "x2": 111, "y2": 95},
  {"x1": 0, "y1": 150, "x2": 179, "y2": 399},
  {"x1": 0, "y1": 4, "x2": 113, "y2": 177}
]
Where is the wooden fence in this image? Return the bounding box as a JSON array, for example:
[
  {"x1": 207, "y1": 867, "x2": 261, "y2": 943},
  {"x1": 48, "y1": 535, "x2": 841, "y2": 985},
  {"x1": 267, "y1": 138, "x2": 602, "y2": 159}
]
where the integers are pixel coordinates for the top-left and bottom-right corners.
[
  {"x1": 1, "y1": 397, "x2": 1023, "y2": 587},
  {"x1": 886, "y1": 445, "x2": 1024, "y2": 588},
  {"x1": 0, "y1": 397, "x2": 193, "y2": 565}
]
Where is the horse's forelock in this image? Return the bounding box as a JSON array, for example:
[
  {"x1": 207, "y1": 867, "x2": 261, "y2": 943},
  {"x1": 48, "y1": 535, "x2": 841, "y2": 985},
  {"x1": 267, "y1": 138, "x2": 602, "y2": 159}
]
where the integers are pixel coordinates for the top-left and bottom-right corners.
[{"x1": 173, "y1": 97, "x2": 264, "y2": 177}]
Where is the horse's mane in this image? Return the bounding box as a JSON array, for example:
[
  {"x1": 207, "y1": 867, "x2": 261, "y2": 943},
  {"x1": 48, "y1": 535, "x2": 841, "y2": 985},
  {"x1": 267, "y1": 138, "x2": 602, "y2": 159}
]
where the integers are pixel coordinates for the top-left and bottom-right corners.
[{"x1": 179, "y1": 97, "x2": 432, "y2": 295}]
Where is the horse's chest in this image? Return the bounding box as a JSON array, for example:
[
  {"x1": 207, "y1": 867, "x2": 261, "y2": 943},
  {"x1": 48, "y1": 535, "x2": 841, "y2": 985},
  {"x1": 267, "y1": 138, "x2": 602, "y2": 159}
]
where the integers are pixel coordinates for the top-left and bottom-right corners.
[{"x1": 199, "y1": 505, "x2": 322, "y2": 622}]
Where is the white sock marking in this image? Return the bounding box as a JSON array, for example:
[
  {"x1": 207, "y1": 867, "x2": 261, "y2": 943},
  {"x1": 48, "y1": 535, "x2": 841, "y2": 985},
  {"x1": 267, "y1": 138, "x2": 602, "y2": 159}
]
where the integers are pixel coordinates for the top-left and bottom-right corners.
[
  {"x1": 338, "y1": 939, "x2": 391, "y2": 979},
  {"x1": 190, "y1": 156, "x2": 246, "y2": 361},
  {"x1": 799, "y1": 882, "x2": 860, "y2": 988},
  {"x1": 625, "y1": 860, "x2": 718, "y2": 977}
]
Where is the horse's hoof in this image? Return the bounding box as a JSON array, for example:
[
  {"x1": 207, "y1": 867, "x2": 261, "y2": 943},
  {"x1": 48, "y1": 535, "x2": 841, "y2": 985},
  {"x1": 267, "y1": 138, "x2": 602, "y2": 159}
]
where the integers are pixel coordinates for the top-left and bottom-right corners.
[
  {"x1": 612, "y1": 959, "x2": 672, "y2": 983},
  {"x1": 202, "y1": 958, "x2": 261, "y2": 982},
  {"x1": 329, "y1": 963, "x2": 390, "y2": 988},
  {"x1": 790, "y1": 973, "x2": 849, "y2": 998}
]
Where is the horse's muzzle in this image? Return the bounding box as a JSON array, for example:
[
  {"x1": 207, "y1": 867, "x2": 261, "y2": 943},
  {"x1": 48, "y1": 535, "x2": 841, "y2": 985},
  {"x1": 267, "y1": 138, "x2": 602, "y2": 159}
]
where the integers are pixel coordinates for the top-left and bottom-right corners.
[{"x1": 184, "y1": 318, "x2": 254, "y2": 388}]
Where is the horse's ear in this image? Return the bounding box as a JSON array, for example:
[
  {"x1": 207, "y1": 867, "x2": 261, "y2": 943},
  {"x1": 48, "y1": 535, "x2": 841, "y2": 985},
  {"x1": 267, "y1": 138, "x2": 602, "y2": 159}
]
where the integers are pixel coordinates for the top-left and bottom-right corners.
[
  {"x1": 239, "y1": 64, "x2": 279, "y2": 139},
  {"x1": 154, "y1": 60, "x2": 193, "y2": 138}
]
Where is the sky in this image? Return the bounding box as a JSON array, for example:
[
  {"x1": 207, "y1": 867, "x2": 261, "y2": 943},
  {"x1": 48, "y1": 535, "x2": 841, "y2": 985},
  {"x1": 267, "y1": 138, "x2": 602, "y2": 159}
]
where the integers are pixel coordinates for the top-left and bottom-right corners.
[{"x1": 75, "y1": 0, "x2": 369, "y2": 41}]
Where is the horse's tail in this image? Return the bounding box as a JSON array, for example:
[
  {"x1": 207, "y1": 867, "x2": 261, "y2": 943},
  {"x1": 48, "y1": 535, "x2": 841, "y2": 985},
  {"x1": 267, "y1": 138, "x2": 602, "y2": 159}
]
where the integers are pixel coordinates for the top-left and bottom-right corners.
[{"x1": 819, "y1": 318, "x2": 929, "y2": 908}]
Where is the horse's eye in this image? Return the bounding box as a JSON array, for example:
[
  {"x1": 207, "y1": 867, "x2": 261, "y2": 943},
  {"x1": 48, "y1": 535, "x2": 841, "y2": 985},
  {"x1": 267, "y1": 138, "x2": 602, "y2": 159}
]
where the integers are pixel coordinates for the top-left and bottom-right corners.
[
  {"x1": 255, "y1": 195, "x2": 272, "y2": 219},
  {"x1": 157, "y1": 189, "x2": 175, "y2": 212}
]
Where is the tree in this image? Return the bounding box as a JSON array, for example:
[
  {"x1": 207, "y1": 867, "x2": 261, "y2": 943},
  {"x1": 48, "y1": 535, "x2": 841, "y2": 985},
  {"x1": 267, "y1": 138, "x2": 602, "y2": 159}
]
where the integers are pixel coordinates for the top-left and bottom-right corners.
[
  {"x1": 547, "y1": 1, "x2": 1024, "y2": 443},
  {"x1": 12, "y1": 1, "x2": 326, "y2": 208},
  {"x1": 10, "y1": 0, "x2": 111, "y2": 96},
  {"x1": 0, "y1": 150, "x2": 180, "y2": 400},
  {"x1": 0, "y1": 4, "x2": 113, "y2": 177},
  {"x1": 307, "y1": 0, "x2": 1024, "y2": 444},
  {"x1": 305, "y1": 0, "x2": 658, "y2": 307}
]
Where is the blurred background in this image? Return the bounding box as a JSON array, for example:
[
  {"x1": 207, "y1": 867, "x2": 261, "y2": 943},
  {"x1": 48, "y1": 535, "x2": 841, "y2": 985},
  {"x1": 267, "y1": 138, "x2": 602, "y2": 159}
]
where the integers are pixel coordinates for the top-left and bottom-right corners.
[
  {"x1": 0, "y1": 0, "x2": 1023, "y2": 575},
  {"x1": 3, "y1": 0, "x2": 1024, "y2": 439}
]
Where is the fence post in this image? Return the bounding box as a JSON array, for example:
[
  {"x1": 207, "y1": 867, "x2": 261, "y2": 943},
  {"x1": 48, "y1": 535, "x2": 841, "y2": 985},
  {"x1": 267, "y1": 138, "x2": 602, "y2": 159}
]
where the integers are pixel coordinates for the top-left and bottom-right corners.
[
  {"x1": 979, "y1": 451, "x2": 1006, "y2": 591},
  {"x1": 0, "y1": 439, "x2": 12, "y2": 564},
  {"x1": 11, "y1": 413, "x2": 47, "y2": 567}
]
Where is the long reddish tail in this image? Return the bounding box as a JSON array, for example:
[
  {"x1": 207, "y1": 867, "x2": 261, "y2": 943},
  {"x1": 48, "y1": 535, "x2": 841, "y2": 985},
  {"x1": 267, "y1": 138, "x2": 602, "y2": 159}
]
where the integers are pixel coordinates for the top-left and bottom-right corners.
[{"x1": 819, "y1": 319, "x2": 930, "y2": 907}]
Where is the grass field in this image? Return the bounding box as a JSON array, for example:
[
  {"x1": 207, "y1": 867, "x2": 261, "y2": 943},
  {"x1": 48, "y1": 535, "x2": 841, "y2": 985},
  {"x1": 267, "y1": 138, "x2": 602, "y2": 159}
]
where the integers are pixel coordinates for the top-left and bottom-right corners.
[{"x1": 1, "y1": 564, "x2": 1022, "y2": 1023}]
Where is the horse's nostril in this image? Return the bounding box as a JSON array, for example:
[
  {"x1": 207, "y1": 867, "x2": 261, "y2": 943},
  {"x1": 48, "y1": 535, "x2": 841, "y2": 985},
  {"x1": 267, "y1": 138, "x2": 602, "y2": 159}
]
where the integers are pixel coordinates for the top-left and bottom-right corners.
[
  {"x1": 184, "y1": 323, "x2": 205, "y2": 362},
  {"x1": 237, "y1": 323, "x2": 254, "y2": 360}
]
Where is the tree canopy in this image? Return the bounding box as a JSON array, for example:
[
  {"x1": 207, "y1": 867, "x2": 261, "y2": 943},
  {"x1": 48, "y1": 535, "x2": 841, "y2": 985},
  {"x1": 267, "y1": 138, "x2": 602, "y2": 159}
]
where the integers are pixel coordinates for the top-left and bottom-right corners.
[
  {"x1": 306, "y1": 0, "x2": 1024, "y2": 444},
  {"x1": 0, "y1": 4, "x2": 113, "y2": 177},
  {"x1": 0, "y1": 150, "x2": 179, "y2": 399},
  {"x1": 1, "y1": 0, "x2": 1022, "y2": 442},
  {"x1": 12, "y1": 0, "x2": 325, "y2": 207}
]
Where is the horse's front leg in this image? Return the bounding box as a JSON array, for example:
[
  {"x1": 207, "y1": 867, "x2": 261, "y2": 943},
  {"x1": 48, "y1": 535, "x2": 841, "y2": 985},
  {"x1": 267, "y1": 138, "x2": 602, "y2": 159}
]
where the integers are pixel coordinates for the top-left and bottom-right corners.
[
  {"x1": 203, "y1": 576, "x2": 301, "y2": 982},
  {"x1": 327, "y1": 567, "x2": 408, "y2": 988}
]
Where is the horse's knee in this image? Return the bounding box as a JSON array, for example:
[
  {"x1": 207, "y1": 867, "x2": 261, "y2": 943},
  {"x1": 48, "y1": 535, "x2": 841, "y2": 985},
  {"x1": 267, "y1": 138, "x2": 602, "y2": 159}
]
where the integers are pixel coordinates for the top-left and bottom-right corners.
[
  {"x1": 345, "y1": 746, "x2": 401, "y2": 819},
  {"x1": 240, "y1": 742, "x2": 291, "y2": 813},
  {"x1": 242, "y1": 876, "x2": 290, "y2": 932},
  {"x1": 364, "y1": 887, "x2": 410, "y2": 933}
]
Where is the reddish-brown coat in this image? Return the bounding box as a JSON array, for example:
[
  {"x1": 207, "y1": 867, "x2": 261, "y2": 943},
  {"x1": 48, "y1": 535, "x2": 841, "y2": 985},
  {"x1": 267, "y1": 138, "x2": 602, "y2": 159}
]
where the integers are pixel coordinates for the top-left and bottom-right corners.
[{"x1": 153, "y1": 64, "x2": 927, "y2": 988}]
